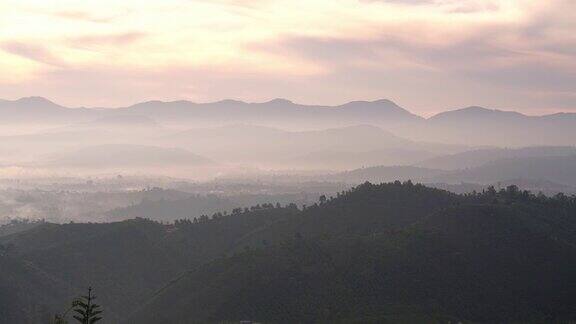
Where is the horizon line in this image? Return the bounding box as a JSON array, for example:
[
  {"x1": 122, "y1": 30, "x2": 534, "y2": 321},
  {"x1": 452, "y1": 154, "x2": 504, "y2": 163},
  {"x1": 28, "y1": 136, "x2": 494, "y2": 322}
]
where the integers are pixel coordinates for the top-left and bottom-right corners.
[{"x1": 1, "y1": 96, "x2": 574, "y2": 119}]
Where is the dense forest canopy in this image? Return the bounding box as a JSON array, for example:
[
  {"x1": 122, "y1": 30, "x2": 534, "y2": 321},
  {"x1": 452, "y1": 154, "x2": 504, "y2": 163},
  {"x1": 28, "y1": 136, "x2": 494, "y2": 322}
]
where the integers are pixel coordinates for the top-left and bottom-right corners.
[{"x1": 1, "y1": 181, "x2": 576, "y2": 323}]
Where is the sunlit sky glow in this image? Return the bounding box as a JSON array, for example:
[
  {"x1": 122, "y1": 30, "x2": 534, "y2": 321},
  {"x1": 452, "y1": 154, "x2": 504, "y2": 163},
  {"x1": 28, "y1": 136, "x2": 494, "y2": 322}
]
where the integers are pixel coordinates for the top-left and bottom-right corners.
[{"x1": 0, "y1": 0, "x2": 574, "y2": 115}]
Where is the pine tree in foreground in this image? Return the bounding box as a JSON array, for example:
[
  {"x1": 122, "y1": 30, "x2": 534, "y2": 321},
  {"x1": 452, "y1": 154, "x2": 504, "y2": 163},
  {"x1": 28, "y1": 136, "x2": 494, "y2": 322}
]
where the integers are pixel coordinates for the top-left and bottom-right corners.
[{"x1": 72, "y1": 287, "x2": 103, "y2": 324}]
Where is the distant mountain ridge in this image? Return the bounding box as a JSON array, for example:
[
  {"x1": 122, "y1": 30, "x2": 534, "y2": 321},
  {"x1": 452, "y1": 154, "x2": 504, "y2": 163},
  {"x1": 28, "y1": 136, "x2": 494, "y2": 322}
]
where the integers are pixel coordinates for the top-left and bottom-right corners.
[
  {"x1": 333, "y1": 152, "x2": 576, "y2": 188},
  {"x1": 422, "y1": 106, "x2": 576, "y2": 146},
  {"x1": 2, "y1": 96, "x2": 576, "y2": 146},
  {"x1": 3, "y1": 96, "x2": 574, "y2": 121},
  {"x1": 0, "y1": 96, "x2": 64, "y2": 110},
  {"x1": 116, "y1": 98, "x2": 424, "y2": 127},
  {"x1": 429, "y1": 106, "x2": 528, "y2": 122},
  {"x1": 0, "y1": 97, "x2": 95, "y2": 121},
  {"x1": 417, "y1": 146, "x2": 576, "y2": 170}
]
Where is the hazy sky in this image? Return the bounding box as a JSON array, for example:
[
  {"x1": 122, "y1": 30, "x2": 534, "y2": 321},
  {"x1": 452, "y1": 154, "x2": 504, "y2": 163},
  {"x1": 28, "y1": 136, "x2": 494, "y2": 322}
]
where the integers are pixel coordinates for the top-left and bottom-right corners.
[{"x1": 0, "y1": 0, "x2": 574, "y2": 115}]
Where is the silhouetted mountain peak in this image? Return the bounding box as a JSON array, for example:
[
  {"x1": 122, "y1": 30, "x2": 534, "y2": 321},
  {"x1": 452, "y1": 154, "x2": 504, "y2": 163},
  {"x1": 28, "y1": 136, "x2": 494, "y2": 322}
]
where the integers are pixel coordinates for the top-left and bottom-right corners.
[
  {"x1": 461, "y1": 106, "x2": 491, "y2": 113},
  {"x1": 265, "y1": 98, "x2": 295, "y2": 105},
  {"x1": 430, "y1": 106, "x2": 527, "y2": 121},
  {"x1": 213, "y1": 99, "x2": 246, "y2": 105},
  {"x1": 128, "y1": 100, "x2": 165, "y2": 108},
  {"x1": 340, "y1": 99, "x2": 398, "y2": 108},
  {"x1": 337, "y1": 99, "x2": 423, "y2": 121},
  {"x1": 10, "y1": 96, "x2": 63, "y2": 109},
  {"x1": 461, "y1": 106, "x2": 525, "y2": 115},
  {"x1": 16, "y1": 96, "x2": 55, "y2": 105},
  {"x1": 541, "y1": 112, "x2": 576, "y2": 121},
  {"x1": 130, "y1": 100, "x2": 195, "y2": 109}
]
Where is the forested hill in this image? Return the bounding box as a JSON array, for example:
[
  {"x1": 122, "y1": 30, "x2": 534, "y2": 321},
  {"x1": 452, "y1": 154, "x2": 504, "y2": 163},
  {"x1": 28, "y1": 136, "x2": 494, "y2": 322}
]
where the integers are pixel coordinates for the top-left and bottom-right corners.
[
  {"x1": 128, "y1": 182, "x2": 576, "y2": 323},
  {"x1": 0, "y1": 207, "x2": 300, "y2": 323},
  {"x1": 2, "y1": 182, "x2": 576, "y2": 323}
]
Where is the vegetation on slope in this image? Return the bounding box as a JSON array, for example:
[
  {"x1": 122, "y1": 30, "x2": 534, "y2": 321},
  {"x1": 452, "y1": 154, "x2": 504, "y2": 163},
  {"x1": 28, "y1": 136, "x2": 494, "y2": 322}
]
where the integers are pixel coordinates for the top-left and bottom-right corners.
[
  {"x1": 3, "y1": 181, "x2": 576, "y2": 323},
  {"x1": 128, "y1": 182, "x2": 576, "y2": 323}
]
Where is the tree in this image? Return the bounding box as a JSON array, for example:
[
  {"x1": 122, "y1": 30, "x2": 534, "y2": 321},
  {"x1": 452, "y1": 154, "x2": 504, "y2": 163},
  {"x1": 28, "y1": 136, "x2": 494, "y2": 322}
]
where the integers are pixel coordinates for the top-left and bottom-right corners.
[
  {"x1": 319, "y1": 195, "x2": 327, "y2": 204},
  {"x1": 72, "y1": 287, "x2": 103, "y2": 324},
  {"x1": 506, "y1": 185, "x2": 519, "y2": 197}
]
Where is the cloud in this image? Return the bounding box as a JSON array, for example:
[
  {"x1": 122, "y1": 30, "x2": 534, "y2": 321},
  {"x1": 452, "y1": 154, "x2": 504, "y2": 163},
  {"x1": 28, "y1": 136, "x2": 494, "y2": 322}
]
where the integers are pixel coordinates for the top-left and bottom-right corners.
[
  {"x1": 51, "y1": 10, "x2": 120, "y2": 23},
  {"x1": 0, "y1": 0, "x2": 574, "y2": 114},
  {"x1": 68, "y1": 32, "x2": 148, "y2": 48},
  {"x1": 361, "y1": 0, "x2": 436, "y2": 4},
  {"x1": 197, "y1": 0, "x2": 270, "y2": 8},
  {"x1": 447, "y1": 1, "x2": 501, "y2": 13},
  {"x1": 363, "y1": 0, "x2": 501, "y2": 13},
  {"x1": 245, "y1": 0, "x2": 575, "y2": 112},
  {"x1": 0, "y1": 42, "x2": 66, "y2": 67}
]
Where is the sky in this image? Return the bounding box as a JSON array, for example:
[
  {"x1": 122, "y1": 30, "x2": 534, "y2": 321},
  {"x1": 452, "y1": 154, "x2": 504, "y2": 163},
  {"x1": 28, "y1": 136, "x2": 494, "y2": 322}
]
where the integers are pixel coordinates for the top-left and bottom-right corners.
[{"x1": 0, "y1": 0, "x2": 574, "y2": 115}]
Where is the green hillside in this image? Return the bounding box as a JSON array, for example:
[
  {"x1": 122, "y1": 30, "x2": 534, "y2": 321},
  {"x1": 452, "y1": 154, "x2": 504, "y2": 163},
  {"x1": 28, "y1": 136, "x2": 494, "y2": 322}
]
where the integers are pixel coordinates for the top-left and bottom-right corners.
[
  {"x1": 127, "y1": 183, "x2": 576, "y2": 323},
  {"x1": 2, "y1": 182, "x2": 576, "y2": 323}
]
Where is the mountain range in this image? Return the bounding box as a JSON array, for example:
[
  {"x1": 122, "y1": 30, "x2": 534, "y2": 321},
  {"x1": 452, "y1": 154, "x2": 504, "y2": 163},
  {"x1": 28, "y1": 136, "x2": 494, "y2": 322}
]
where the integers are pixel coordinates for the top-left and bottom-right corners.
[
  {"x1": 0, "y1": 121, "x2": 463, "y2": 172},
  {"x1": 2, "y1": 97, "x2": 576, "y2": 146}
]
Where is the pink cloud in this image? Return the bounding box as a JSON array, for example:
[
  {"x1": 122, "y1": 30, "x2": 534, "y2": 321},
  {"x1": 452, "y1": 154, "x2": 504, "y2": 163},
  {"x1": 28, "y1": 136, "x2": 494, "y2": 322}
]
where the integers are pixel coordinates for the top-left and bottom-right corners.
[
  {"x1": 1, "y1": 42, "x2": 66, "y2": 67},
  {"x1": 67, "y1": 32, "x2": 148, "y2": 48}
]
